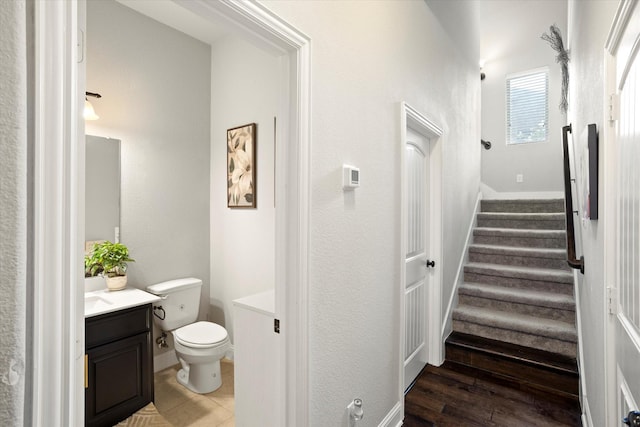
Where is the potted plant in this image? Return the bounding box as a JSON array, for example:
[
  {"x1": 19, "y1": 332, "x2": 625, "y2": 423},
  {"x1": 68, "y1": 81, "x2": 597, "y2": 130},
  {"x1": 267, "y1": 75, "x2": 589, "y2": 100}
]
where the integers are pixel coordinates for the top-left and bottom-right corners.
[{"x1": 85, "y1": 241, "x2": 135, "y2": 291}]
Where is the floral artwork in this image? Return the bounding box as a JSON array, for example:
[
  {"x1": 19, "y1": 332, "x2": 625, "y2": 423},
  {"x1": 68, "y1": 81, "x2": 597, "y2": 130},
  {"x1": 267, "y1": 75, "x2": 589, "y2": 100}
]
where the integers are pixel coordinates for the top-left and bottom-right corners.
[{"x1": 227, "y1": 123, "x2": 256, "y2": 208}]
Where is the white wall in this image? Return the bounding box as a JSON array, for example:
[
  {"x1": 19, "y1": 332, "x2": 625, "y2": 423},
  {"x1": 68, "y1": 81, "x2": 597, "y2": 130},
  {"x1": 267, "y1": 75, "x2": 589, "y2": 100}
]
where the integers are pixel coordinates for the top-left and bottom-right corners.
[
  {"x1": 567, "y1": 1, "x2": 617, "y2": 426},
  {"x1": 262, "y1": 1, "x2": 481, "y2": 425},
  {"x1": 209, "y1": 36, "x2": 278, "y2": 342},
  {"x1": 86, "y1": 0, "x2": 211, "y2": 345},
  {"x1": 480, "y1": 0, "x2": 566, "y2": 193},
  {"x1": 0, "y1": 1, "x2": 27, "y2": 424}
]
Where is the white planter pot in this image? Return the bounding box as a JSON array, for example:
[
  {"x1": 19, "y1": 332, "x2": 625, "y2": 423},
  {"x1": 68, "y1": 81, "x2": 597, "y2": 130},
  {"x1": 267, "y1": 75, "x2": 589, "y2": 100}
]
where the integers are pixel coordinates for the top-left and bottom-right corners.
[{"x1": 106, "y1": 275, "x2": 127, "y2": 291}]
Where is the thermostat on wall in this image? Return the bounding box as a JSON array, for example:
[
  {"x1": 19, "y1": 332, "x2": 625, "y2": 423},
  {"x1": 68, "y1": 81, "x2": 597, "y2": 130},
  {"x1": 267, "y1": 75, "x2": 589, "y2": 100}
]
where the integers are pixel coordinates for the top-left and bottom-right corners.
[{"x1": 343, "y1": 164, "x2": 360, "y2": 190}]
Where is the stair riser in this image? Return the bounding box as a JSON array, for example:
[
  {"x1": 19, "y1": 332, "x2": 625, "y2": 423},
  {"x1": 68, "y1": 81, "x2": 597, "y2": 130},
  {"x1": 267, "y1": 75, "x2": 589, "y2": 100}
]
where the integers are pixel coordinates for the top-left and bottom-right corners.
[
  {"x1": 445, "y1": 345, "x2": 578, "y2": 397},
  {"x1": 477, "y1": 218, "x2": 565, "y2": 230},
  {"x1": 458, "y1": 295, "x2": 576, "y2": 323},
  {"x1": 452, "y1": 320, "x2": 577, "y2": 357},
  {"x1": 468, "y1": 251, "x2": 570, "y2": 271},
  {"x1": 473, "y1": 234, "x2": 565, "y2": 249},
  {"x1": 464, "y1": 271, "x2": 574, "y2": 295},
  {"x1": 481, "y1": 200, "x2": 565, "y2": 213}
]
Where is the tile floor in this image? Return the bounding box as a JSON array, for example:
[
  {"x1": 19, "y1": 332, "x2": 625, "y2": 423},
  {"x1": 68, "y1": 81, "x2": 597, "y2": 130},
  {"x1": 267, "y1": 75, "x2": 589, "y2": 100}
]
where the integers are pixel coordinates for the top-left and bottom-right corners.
[{"x1": 154, "y1": 359, "x2": 235, "y2": 427}]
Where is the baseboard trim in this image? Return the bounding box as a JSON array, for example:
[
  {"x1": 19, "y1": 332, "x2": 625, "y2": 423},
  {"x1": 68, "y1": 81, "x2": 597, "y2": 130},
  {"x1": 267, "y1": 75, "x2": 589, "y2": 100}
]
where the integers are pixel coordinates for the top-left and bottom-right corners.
[
  {"x1": 582, "y1": 396, "x2": 594, "y2": 427},
  {"x1": 378, "y1": 401, "x2": 403, "y2": 427},
  {"x1": 480, "y1": 182, "x2": 563, "y2": 200},
  {"x1": 573, "y1": 269, "x2": 588, "y2": 422},
  {"x1": 441, "y1": 192, "x2": 482, "y2": 342}
]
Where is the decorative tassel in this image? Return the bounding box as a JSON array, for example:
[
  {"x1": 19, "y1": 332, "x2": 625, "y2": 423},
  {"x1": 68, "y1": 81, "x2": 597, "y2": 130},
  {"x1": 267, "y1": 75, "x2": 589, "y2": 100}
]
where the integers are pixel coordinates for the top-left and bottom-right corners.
[{"x1": 541, "y1": 24, "x2": 570, "y2": 113}]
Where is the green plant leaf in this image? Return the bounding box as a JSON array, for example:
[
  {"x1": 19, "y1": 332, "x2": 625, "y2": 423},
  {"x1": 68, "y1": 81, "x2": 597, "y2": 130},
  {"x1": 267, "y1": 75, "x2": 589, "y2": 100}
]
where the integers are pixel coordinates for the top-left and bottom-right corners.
[{"x1": 84, "y1": 241, "x2": 135, "y2": 278}]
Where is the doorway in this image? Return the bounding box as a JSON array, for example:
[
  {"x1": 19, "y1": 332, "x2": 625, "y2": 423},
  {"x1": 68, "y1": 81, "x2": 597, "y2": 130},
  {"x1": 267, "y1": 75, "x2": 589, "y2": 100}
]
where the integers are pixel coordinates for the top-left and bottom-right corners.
[
  {"x1": 32, "y1": 1, "x2": 310, "y2": 425},
  {"x1": 399, "y1": 102, "x2": 444, "y2": 397}
]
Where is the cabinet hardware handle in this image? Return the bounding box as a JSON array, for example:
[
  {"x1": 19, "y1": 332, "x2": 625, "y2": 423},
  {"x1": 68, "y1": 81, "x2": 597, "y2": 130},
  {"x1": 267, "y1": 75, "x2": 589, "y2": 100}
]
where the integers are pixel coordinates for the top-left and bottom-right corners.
[{"x1": 84, "y1": 354, "x2": 88, "y2": 389}]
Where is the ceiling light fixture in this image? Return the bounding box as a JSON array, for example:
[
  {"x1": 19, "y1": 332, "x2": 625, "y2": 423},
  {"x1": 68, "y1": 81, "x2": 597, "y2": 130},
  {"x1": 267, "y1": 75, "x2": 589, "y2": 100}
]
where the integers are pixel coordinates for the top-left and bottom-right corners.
[{"x1": 84, "y1": 91, "x2": 102, "y2": 121}]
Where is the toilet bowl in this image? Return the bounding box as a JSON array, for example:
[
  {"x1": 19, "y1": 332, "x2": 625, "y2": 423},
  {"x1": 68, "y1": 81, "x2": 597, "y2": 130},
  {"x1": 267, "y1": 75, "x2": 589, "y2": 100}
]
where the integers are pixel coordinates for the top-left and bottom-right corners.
[
  {"x1": 172, "y1": 321, "x2": 230, "y2": 393},
  {"x1": 146, "y1": 278, "x2": 230, "y2": 394}
]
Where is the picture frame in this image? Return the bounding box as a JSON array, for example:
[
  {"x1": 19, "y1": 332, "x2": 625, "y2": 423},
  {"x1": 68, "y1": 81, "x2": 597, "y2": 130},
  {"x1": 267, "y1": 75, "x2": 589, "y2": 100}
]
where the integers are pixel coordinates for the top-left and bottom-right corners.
[{"x1": 227, "y1": 123, "x2": 257, "y2": 208}]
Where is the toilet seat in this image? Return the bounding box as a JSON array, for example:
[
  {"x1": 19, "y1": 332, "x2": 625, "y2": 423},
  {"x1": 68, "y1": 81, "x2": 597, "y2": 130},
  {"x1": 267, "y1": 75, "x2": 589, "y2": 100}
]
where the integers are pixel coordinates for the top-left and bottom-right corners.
[{"x1": 174, "y1": 321, "x2": 228, "y2": 349}]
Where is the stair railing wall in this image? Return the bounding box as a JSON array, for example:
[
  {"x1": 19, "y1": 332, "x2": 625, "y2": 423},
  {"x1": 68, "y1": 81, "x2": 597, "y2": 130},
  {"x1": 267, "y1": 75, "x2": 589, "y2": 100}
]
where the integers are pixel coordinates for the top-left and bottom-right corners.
[{"x1": 561, "y1": 124, "x2": 585, "y2": 274}]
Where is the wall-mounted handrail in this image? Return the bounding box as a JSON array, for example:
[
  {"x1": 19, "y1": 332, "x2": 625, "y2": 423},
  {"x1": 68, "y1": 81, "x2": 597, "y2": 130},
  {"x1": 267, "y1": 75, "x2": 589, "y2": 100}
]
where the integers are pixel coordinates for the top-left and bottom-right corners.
[{"x1": 562, "y1": 124, "x2": 584, "y2": 274}]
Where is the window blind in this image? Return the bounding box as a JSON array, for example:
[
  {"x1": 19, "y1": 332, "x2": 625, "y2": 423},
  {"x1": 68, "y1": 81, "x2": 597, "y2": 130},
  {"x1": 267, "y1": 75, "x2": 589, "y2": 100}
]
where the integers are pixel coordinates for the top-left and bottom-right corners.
[{"x1": 506, "y1": 70, "x2": 548, "y2": 144}]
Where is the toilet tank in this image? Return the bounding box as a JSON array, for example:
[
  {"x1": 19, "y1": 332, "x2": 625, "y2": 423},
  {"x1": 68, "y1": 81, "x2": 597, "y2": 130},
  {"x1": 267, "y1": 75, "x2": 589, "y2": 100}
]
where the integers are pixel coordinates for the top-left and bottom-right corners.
[{"x1": 146, "y1": 277, "x2": 202, "y2": 331}]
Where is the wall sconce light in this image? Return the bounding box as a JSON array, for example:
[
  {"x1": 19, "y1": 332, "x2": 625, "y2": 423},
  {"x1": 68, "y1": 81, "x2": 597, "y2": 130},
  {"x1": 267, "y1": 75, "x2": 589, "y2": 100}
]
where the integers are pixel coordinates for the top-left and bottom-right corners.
[{"x1": 84, "y1": 91, "x2": 102, "y2": 121}]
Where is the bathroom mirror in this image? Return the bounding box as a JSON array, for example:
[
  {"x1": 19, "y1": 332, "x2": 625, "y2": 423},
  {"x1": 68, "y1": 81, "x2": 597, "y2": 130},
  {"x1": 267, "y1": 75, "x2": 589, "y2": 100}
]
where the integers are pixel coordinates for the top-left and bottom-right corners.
[{"x1": 85, "y1": 135, "x2": 121, "y2": 243}]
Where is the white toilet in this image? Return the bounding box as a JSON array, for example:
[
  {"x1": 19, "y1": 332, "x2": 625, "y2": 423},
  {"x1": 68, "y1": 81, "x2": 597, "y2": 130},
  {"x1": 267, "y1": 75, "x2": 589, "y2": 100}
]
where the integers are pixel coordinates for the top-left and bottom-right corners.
[{"x1": 146, "y1": 277, "x2": 230, "y2": 394}]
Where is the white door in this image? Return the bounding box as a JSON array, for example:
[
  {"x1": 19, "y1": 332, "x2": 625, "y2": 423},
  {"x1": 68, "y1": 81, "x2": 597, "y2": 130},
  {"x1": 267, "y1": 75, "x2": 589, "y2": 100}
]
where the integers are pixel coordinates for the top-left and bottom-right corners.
[
  {"x1": 606, "y1": 2, "x2": 640, "y2": 424},
  {"x1": 404, "y1": 128, "x2": 430, "y2": 390}
]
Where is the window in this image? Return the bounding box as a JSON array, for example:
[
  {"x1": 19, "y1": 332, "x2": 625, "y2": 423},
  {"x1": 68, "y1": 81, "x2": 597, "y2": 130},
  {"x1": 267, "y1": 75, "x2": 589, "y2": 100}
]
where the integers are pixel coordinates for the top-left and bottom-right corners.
[{"x1": 506, "y1": 69, "x2": 549, "y2": 144}]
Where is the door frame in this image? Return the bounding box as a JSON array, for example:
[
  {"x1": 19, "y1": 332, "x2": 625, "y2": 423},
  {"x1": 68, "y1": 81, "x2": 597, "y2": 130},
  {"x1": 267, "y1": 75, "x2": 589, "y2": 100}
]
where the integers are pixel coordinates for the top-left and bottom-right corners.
[
  {"x1": 398, "y1": 102, "x2": 443, "y2": 404},
  {"x1": 32, "y1": 1, "x2": 311, "y2": 425},
  {"x1": 604, "y1": 1, "x2": 640, "y2": 425}
]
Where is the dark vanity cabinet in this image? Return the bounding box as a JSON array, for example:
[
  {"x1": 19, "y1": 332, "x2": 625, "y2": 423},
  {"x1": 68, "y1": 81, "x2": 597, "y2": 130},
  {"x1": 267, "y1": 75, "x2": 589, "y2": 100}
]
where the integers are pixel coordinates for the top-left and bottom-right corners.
[{"x1": 85, "y1": 304, "x2": 154, "y2": 427}]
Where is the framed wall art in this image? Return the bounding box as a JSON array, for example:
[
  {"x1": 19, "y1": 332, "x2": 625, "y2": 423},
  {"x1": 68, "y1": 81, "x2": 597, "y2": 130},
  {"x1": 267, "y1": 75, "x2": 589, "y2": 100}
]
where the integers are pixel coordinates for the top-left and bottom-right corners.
[{"x1": 227, "y1": 123, "x2": 257, "y2": 208}]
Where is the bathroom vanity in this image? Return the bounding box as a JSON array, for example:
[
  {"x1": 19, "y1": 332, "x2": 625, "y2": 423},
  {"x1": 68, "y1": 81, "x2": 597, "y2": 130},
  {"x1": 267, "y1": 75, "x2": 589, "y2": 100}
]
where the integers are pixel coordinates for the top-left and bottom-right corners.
[{"x1": 84, "y1": 288, "x2": 159, "y2": 427}]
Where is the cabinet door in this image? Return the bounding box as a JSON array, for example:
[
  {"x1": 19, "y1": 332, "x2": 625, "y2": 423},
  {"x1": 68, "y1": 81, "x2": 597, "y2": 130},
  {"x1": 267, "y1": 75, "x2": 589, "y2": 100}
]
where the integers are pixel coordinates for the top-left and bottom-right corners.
[{"x1": 85, "y1": 332, "x2": 153, "y2": 427}]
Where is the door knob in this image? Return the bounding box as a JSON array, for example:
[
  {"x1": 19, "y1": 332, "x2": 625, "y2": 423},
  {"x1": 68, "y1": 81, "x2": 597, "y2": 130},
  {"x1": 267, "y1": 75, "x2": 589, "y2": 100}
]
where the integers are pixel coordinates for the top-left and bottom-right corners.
[
  {"x1": 624, "y1": 411, "x2": 640, "y2": 426},
  {"x1": 426, "y1": 259, "x2": 436, "y2": 268}
]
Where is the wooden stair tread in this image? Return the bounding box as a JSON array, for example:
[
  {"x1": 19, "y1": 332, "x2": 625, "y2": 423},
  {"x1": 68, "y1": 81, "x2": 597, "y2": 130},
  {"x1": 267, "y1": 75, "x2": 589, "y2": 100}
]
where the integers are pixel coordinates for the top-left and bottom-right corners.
[{"x1": 447, "y1": 332, "x2": 578, "y2": 374}]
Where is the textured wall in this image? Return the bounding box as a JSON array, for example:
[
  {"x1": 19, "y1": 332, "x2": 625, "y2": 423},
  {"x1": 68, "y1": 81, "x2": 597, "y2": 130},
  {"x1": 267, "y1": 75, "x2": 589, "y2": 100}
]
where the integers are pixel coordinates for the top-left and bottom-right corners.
[
  {"x1": 86, "y1": 0, "x2": 211, "y2": 354},
  {"x1": 567, "y1": 1, "x2": 617, "y2": 425},
  {"x1": 261, "y1": 1, "x2": 481, "y2": 425},
  {"x1": 480, "y1": 0, "x2": 567, "y2": 193},
  {"x1": 209, "y1": 36, "x2": 278, "y2": 342},
  {"x1": 0, "y1": 1, "x2": 26, "y2": 424}
]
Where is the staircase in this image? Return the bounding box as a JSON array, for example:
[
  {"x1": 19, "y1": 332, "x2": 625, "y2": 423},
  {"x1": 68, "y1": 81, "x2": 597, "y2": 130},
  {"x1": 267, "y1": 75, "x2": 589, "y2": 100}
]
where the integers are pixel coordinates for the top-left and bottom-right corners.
[{"x1": 447, "y1": 198, "x2": 579, "y2": 400}]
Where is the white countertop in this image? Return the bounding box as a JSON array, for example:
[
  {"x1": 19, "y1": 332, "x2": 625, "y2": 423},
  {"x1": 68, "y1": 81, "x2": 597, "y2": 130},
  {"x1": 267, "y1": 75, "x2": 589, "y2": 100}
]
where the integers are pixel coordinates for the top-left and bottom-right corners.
[
  {"x1": 85, "y1": 287, "x2": 161, "y2": 318},
  {"x1": 232, "y1": 289, "x2": 275, "y2": 316}
]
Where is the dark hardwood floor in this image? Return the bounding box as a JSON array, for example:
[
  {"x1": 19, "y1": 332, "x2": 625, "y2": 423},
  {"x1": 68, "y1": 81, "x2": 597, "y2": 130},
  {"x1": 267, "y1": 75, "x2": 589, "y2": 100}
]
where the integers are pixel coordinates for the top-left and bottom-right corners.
[{"x1": 404, "y1": 362, "x2": 582, "y2": 426}]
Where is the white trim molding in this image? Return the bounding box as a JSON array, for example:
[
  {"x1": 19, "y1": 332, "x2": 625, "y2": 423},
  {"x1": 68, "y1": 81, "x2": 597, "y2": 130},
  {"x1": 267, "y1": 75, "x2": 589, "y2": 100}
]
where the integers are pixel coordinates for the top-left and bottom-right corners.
[
  {"x1": 33, "y1": 0, "x2": 84, "y2": 425},
  {"x1": 378, "y1": 401, "x2": 403, "y2": 427},
  {"x1": 605, "y1": 0, "x2": 638, "y2": 55}
]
